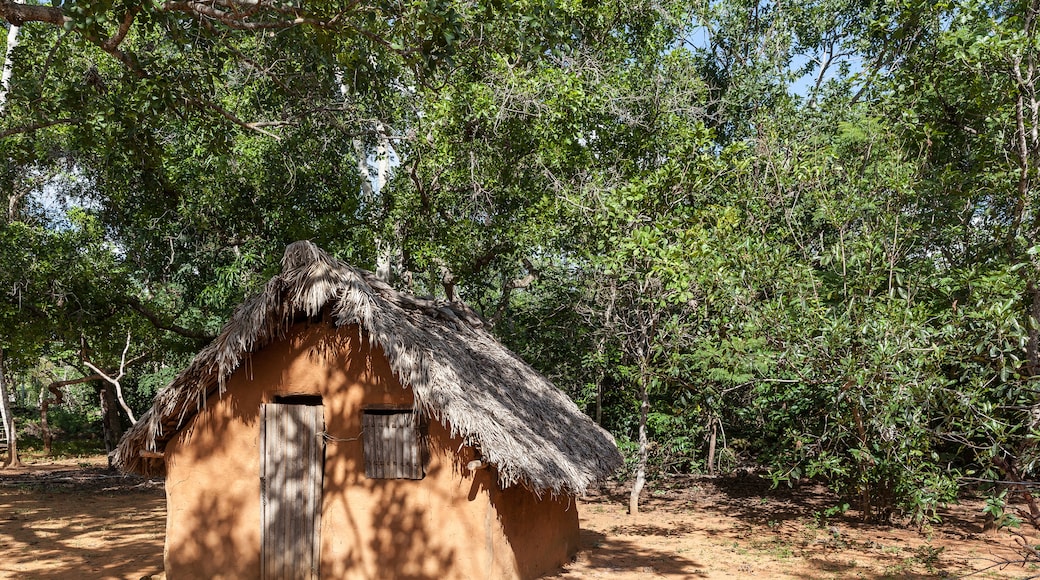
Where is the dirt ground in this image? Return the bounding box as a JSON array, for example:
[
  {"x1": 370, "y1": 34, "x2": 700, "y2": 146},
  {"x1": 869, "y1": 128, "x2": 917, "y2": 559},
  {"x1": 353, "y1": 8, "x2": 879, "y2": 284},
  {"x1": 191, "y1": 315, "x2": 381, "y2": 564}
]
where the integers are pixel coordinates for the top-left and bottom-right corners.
[
  {"x1": 552, "y1": 477, "x2": 1038, "y2": 579},
  {"x1": 1, "y1": 457, "x2": 1037, "y2": 579},
  {"x1": 0, "y1": 456, "x2": 165, "y2": 580}
]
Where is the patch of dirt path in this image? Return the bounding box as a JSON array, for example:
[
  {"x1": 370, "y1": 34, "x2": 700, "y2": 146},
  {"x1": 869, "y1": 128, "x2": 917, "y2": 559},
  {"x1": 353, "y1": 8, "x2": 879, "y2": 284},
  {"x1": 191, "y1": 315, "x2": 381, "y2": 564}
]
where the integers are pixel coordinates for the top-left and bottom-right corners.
[
  {"x1": 0, "y1": 456, "x2": 164, "y2": 580},
  {"x1": 2, "y1": 458, "x2": 1038, "y2": 579},
  {"x1": 554, "y1": 475, "x2": 1038, "y2": 579}
]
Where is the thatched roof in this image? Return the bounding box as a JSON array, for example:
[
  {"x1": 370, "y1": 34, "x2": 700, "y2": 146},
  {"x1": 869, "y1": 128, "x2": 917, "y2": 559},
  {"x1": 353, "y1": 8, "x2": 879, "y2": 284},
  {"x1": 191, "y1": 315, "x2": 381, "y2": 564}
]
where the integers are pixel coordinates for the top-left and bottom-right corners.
[{"x1": 115, "y1": 241, "x2": 621, "y2": 496}]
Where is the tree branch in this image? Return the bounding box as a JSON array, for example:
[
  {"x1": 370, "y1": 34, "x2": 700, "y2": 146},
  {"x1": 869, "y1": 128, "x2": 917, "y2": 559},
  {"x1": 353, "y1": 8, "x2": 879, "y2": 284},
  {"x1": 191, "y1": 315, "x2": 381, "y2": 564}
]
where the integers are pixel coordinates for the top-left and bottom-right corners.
[
  {"x1": 192, "y1": 97, "x2": 283, "y2": 140},
  {"x1": 80, "y1": 333, "x2": 147, "y2": 425},
  {"x1": 45, "y1": 374, "x2": 103, "y2": 405},
  {"x1": 162, "y1": 1, "x2": 326, "y2": 30},
  {"x1": 125, "y1": 296, "x2": 215, "y2": 341},
  {"x1": 0, "y1": 1, "x2": 69, "y2": 27},
  {"x1": 490, "y1": 258, "x2": 538, "y2": 325},
  {"x1": 0, "y1": 118, "x2": 80, "y2": 139},
  {"x1": 101, "y1": 6, "x2": 142, "y2": 52}
]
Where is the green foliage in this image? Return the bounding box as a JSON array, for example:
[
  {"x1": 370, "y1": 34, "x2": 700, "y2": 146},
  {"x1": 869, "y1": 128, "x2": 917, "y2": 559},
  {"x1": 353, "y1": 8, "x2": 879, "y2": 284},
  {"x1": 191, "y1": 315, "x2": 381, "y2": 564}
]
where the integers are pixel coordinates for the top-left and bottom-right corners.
[
  {"x1": 983, "y1": 489, "x2": 1023, "y2": 530},
  {"x1": 2, "y1": 0, "x2": 1040, "y2": 526},
  {"x1": 19, "y1": 406, "x2": 99, "y2": 443}
]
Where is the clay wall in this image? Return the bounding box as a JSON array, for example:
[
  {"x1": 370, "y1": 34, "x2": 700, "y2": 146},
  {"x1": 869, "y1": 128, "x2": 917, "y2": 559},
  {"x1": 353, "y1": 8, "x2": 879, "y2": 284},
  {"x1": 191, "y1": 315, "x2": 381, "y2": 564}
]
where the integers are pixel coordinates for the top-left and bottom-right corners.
[{"x1": 162, "y1": 323, "x2": 578, "y2": 579}]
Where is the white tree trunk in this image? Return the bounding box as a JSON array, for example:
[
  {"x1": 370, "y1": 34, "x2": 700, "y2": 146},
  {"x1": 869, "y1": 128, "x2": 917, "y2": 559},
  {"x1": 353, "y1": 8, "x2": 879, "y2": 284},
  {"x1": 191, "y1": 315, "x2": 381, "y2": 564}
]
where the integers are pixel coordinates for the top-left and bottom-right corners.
[
  {"x1": 629, "y1": 365, "x2": 650, "y2": 515},
  {"x1": 0, "y1": 348, "x2": 20, "y2": 468},
  {"x1": 0, "y1": 24, "x2": 19, "y2": 114},
  {"x1": 337, "y1": 70, "x2": 401, "y2": 283},
  {"x1": 707, "y1": 417, "x2": 718, "y2": 476},
  {"x1": 353, "y1": 125, "x2": 395, "y2": 280}
]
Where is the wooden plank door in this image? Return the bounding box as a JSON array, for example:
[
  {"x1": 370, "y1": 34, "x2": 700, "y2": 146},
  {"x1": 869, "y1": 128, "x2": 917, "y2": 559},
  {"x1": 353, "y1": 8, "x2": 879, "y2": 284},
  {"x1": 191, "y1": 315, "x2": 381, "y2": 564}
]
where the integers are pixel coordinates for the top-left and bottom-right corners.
[{"x1": 261, "y1": 403, "x2": 325, "y2": 580}]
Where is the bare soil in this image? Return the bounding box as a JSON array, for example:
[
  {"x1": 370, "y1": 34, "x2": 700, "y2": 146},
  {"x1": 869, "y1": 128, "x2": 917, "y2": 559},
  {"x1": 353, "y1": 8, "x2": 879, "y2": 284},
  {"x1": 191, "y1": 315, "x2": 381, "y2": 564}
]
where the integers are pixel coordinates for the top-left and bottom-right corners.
[
  {"x1": 0, "y1": 456, "x2": 164, "y2": 580},
  {"x1": 554, "y1": 476, "x2": 1038, "y2": 579},
  {"x1": 1, "y1": 457, "x2": 1036, "y2": 579}
]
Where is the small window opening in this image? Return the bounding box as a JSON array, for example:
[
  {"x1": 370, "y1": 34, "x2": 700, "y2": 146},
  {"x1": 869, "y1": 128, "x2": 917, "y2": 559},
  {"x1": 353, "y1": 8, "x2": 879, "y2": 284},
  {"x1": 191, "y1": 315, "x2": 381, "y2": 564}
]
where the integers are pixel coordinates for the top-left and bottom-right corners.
[
  {"x1": 291, "y1": 304, "x2": 333, "y2": 326},
  {"x1": 362, "y1": 408, "x2": 426, "y2": 480},
  {"x1": 273, "y1": 394, "x2": 323, "y2": 406}
]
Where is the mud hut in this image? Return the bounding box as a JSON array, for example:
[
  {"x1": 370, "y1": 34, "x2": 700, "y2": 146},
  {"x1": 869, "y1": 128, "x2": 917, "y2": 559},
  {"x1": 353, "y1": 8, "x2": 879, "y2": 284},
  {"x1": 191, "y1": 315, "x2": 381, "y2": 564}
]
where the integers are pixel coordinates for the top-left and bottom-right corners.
[{"x1": 115, "y1": 241, "x2": 622, "y2": 580}]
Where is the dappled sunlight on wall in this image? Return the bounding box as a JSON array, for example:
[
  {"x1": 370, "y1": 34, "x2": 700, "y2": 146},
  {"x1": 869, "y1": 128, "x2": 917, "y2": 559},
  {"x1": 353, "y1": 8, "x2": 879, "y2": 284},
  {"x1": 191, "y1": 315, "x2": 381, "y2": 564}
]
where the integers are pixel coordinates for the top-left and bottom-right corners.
[
  {"x1": 162, "y1": 322, "x2": 579, "y2": 579},
  {"x1": 491, "y1": 476, "x2": 579, "y2": 579},
  {"x1": 164, "y1": 374, "x2": 263, "y2": 578}
]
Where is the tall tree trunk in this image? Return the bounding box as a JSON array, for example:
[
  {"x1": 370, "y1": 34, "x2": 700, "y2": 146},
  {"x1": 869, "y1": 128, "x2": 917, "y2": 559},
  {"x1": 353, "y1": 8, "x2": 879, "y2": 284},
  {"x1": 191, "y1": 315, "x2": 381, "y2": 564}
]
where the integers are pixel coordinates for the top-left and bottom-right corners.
[
  {"x1": 354, "y1": 127, "x2": 400, "y2": 282},
  {"x1": 1013, "y1": 7, "x2": 1040, "y2": 525},
  {"x1": 707, "y1": 416, "x2": 718, "y2": 476},
  {"x1": 629, "y1": 362, "x2": 650, "y2": 515},
  {"x1": 40, "y1": 386, "x2": 53, "y2": 455},
  {"x1": 98, "y1": 383, "x2": 122, "y2": 469},
  {"x1": 0, "y1": 348, "x2": 21, "y2": 468},
  {"x1": 1, "y1": 27, "x2": 21, "y2": 467},
  {"x1": 338, "y1": 67, "x2": 400, "y2": 284},
  {"x1": 0, "y1": 24, "x2": 18, "y2": 113}
]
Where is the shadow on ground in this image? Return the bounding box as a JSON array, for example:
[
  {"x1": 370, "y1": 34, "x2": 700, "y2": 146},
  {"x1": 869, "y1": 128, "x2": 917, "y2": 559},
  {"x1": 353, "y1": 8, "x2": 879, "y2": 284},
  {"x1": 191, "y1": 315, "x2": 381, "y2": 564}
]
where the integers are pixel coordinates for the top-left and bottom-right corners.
[
  {"x1": 580, "y1": 473, "x2": 1017, "y2": 579},
  {"x1": 561, "y1": 527, "x2": 707, "y2": 578},
  {"x1": 0, "y1": 467, "x2": 165, "y2": 580}
]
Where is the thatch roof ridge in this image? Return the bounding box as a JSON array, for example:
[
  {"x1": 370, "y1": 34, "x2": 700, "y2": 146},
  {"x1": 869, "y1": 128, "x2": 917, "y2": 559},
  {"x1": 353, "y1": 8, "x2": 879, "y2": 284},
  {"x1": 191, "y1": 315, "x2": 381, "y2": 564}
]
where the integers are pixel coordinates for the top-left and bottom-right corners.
[{"x1": 115, "y1": 241, "x2": 622, "y2": 496}]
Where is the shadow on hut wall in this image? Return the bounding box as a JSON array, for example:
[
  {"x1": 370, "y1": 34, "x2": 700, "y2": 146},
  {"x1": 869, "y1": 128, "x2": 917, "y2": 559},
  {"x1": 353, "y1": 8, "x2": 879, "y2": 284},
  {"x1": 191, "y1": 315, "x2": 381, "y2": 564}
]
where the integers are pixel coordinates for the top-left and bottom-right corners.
[
  {"x1": 319, "y1": 420, "x2": 574, "y2": 579},
  {"x1": 163, "y1": 376, "x2": 265, "y2": 578},
  {"x1": 320, "y1": 464, "x2": 458, "y2": 578},
  {"x1": 311, "y1": 322, "x2": 579, "y2": 578},
  {"x1": 317, "y1": 338, "x2": 458, "y2": 578},
  {"x1": 168, "y1": 492, "x2": 259, "y2": 577},
  {"x1": 475, "y1": 474, "x2": 579, "y2": 579},
  {"x1": 162, "y1": 320, "x2": 580, "y2": 579}
]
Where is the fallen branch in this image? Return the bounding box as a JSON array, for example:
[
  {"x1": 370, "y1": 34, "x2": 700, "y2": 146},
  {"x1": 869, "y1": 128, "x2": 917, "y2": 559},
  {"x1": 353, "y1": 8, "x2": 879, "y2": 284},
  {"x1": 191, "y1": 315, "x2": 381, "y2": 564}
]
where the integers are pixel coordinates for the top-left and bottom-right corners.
[{"x1": 960, "y1": 533, "x2": 1040, "y2": 579}]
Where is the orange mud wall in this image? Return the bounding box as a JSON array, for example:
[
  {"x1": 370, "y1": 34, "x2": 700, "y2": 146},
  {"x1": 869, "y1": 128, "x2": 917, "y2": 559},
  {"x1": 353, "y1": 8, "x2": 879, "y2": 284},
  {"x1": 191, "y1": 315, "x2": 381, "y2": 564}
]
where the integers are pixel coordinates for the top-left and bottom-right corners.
[{"x1": 162, "y1": 322, "x2": 579, "y2": 579}]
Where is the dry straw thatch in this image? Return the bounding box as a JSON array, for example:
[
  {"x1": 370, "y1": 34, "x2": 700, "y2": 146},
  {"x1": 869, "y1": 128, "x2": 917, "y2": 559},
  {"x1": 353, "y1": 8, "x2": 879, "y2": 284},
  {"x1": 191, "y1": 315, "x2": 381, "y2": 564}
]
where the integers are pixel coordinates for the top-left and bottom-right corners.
[{"x1": 115, "y1": 241, "x2": 621, "y2": 496}]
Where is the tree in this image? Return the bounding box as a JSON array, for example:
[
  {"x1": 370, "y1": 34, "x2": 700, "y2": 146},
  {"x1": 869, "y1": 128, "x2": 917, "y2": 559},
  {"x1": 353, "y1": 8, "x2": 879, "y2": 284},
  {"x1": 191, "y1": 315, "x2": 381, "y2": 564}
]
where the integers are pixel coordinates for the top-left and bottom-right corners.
[
  {"x1": 4, "y1": 0, "x2": 1040, "y2": 527},
  {"x1": 0, "y1": 347, "x2": 20, "y2": 467}
]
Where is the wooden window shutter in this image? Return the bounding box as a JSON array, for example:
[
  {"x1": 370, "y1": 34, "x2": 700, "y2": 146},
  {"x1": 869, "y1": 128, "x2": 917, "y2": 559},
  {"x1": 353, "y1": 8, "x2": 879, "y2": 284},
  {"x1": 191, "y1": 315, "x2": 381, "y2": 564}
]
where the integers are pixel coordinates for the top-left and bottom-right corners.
[{"x1": 362, "y1": 409, "x2": 424, "y2": 479}]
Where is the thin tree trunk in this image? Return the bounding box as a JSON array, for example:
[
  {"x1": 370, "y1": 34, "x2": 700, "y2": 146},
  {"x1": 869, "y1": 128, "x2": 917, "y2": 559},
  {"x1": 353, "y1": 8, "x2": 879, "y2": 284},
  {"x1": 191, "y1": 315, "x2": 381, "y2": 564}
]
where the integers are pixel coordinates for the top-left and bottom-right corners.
[
  {"x1": 98, "y1": 383, "x2": 122, "y2": 469},
  {"x1": 40, "y1": 385, "x2": 54, "y2": 455},
  {"x1": 595, "y1": 379, "x2": 603, "y2": 426},
  {"x1": 707, "y1": 417, "x2": 718, "y2": 476},
  {"x1": 629, "y1": 363, "x2": 650, "y2": 515},
  {"x1": 0, "y1": 24, "x2": 19, "y2": 113},
  {"x1": 0, "y1": 348, "x2": 21, "y2": 468},
  {"x1": 594, "y1": 337, "x2": 606, "y2": 426},
  {"x1": 1027, "y1": 283, "x2": 1040, "y2": 377},
  {"x1": 850, "y1": 394, "x2": 873, "y2": 519}
]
